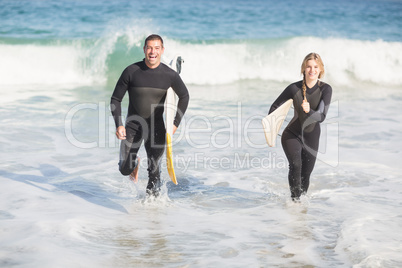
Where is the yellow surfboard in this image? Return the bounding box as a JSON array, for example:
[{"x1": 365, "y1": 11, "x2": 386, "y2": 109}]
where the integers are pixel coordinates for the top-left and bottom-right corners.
[
  {"x1": 262, "y1": 99, "x2": 293, "y2": 147},
  {"x1": 165, "y1": 55, "x2": 183, "y2": 185},
  {"x1": 165, "y1": 87, "x2": 178, "y2": 185}
]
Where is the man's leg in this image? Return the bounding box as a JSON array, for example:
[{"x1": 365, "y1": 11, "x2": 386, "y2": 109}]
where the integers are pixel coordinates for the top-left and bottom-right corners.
[
  {"x1": 144, "y1": 121, "x2": 166, "y2": 196},
  {"x1": 119, "y1": 123, "x2": 143, "y2": 176}
]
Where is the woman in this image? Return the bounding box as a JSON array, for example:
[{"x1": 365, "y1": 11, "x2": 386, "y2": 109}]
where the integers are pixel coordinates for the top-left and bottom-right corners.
[{"x1": 268, "y1": 53, "x2": 332, "y2": 201}]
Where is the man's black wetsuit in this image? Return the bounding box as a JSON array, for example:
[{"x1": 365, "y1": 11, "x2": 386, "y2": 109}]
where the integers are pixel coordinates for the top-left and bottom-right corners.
[
  {"x1": 269, "y1": 80, "x2": 332, "y2": 199},
  {"x1": 111, "y1": 59, "x2": 189, "y2": 195}
]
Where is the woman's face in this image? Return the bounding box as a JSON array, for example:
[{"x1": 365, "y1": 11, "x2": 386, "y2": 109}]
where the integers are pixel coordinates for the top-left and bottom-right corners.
[{"x1": 304, "y1": 59, "x2": 321, "y2": 82}]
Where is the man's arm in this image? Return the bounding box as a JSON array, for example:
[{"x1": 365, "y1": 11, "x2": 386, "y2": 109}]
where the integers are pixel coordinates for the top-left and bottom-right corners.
[
  {"x1": 171, "y1": 72, "x2": 190, "y2": 128},
  {"x1": 110, "y1": 66, "x2": 131, "y2": 137}
]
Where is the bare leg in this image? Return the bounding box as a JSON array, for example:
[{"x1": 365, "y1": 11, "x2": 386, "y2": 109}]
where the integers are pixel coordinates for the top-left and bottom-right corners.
[{"x1": 129, "y1": 157, "x2": 140, "y2": 183}]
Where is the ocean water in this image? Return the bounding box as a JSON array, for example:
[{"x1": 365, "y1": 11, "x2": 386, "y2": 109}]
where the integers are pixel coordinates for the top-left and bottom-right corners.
[{"x1": 1, "y1": 0, "x2": 402, "y2": 267}]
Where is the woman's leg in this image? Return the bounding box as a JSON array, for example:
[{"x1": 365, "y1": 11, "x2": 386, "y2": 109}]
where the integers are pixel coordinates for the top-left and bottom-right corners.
[
  {"x1": 300, "y1": 129, "x2": 320, "y2": 194},
  {"x1": 281, "y1": 130, "x2": 303, "y2": 199}
]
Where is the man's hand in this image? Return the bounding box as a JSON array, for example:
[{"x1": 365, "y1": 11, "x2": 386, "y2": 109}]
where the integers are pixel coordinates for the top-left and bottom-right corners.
[
  {"x1": 116, "y1": 126, "x2": 126, "y2": 140},
  {"x1": 173, "y1": 125, "x2": 178, "y2": 135}
]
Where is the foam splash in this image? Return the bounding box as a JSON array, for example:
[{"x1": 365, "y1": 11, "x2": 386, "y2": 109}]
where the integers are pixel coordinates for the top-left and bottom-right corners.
[
  {"x1": 168, "y1": 37, "x2": 402, "y2": 86},
  {"x1": 0, "y1": 43, "x2": 95, "y2": 86},
  {"x1": 1, "y1": 35, "x2": 401, "y2": 87}
]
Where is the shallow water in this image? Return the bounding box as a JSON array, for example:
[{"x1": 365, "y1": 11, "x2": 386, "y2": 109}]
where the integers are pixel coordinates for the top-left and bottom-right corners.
[{"x1": 1, "y1": 81, "x2": 402, "y2": 267}]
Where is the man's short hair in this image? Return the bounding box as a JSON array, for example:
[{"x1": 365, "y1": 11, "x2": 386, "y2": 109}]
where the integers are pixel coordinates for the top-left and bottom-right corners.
[{"x1": 144, "y1": 34, "x2": 164, "y2": 48}]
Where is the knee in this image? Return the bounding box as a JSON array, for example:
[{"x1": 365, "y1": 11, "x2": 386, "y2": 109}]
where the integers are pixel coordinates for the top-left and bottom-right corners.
[
  {"x1": 119, "y1": 169, "x2": 131, "y2": 176},
  {"x1": 119, "y1": 166, "x2": 132, "y2": 176},
  {"x1": 119, "y1": 159, "x2": 138, "y2": 176}
]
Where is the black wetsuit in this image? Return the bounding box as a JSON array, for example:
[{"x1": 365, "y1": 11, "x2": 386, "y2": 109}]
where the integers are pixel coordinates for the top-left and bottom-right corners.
[
  {"x1": 111, "y1": 60, "x2": 189, "y2": 195},
  {"x1": 269, "y1": 80, "x2": 332, "y2": 199}
]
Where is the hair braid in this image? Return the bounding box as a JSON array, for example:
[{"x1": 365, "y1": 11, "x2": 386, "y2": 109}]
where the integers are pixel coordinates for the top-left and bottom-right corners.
[{"x1": 302, "y1": 74, "x2": 307, "y2": 101}]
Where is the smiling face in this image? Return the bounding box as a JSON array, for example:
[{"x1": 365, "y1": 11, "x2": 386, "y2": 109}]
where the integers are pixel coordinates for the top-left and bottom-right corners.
[
  {"x1": 300, "y1": 53, "x2": 325, "y2": 84},
  {"x1": 304, "y1": 59, "x2": 321, "y2": 83},
  {"x1": 143, "y1": 39, "x2": 164, "y2": 69}
]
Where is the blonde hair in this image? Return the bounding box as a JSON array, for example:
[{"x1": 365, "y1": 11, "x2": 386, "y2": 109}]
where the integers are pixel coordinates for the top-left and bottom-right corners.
[{"x1": 300, "y1": 53, "x2": 325, "y2": 99}]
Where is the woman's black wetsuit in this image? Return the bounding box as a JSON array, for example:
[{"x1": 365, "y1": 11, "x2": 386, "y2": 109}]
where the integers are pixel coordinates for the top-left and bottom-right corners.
[
  {"x1": 111, "y1": 60, "x2": 189, "y2": 195},
  {"x1": 269, "y1": 80, "x2": 332, "y2": 199}
]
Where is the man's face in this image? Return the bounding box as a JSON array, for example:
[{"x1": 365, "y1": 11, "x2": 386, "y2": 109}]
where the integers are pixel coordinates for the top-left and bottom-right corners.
[{"x1": 143, "y1": 39, "x2": 164, "y2": 69}]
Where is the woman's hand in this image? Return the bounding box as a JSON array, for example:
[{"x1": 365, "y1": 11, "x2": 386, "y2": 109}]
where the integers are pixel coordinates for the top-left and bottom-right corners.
[{"x1": 302, "y1": 99, "x2": 310, "y2": 113}]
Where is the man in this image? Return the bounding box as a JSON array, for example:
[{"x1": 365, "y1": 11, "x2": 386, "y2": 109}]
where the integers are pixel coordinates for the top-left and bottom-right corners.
[{"x1": 110, "y1": 34, "x2": 189, "y2": 196}]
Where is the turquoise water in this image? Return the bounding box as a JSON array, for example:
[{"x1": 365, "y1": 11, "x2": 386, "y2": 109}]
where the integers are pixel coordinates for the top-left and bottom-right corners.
[{"x1": 1, "y1": 0, "x2": 402, "y2": 267}]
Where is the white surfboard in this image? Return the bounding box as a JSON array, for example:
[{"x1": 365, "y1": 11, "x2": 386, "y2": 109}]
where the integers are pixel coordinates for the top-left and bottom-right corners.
[
  {"x1": 165, "y1": 55, "x2": 184, "y2": 185},
  {"x1": 262, "y1": 99, "x2": 293, "y2": 147}
]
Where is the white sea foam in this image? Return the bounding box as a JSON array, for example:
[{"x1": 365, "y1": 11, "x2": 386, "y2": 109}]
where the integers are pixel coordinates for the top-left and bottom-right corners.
[
  {"x1": 0, "y1": 44, "x2": 96, "y2": 86},
  {"x1": 1, "y1": 36, "x2": 401, "y2": 87},
  {"x1": 166, "y1": 37, "x2": 402, "y2": 86}
]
